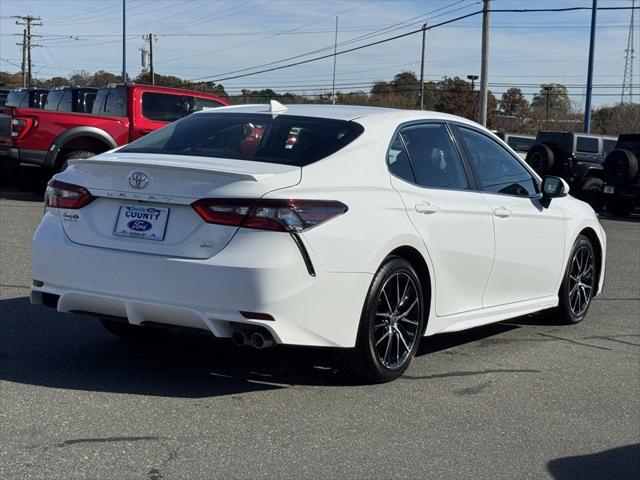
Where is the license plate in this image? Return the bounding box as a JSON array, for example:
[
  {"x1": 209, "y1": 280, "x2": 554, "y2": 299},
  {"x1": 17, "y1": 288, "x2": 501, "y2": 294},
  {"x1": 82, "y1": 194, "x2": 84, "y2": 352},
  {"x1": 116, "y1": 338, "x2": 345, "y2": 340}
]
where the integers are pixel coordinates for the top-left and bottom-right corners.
[
  {"x1": 604, "y1": 185, "x2": 615, "y2": 194},
  {"x1": 113, "y1": 205, "x2": 169, "y2": 241}
]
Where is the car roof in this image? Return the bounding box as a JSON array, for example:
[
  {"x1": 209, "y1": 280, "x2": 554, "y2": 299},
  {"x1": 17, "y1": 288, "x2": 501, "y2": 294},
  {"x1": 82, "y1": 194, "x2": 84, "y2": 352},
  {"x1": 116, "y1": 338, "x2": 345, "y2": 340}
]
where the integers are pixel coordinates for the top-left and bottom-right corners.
[{"x1": 197, "y1": 103, "x2": 479, "y2": 126}]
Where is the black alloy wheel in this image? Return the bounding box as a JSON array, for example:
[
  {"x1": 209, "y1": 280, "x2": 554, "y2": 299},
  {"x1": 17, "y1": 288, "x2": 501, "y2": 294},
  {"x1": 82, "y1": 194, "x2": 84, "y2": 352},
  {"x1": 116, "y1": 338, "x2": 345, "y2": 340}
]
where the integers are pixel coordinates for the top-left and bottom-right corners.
[{"x1": 342, "y1": 256, "x2": 425, "y2": 383}]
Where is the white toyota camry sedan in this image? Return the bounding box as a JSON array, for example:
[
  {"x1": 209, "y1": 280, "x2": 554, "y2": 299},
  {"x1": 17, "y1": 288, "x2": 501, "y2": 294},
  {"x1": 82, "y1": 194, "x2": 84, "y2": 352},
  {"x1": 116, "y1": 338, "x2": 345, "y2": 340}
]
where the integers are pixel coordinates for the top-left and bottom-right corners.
[{"x1": 31, "y1": 103, "x2": 606, "y2": 383}]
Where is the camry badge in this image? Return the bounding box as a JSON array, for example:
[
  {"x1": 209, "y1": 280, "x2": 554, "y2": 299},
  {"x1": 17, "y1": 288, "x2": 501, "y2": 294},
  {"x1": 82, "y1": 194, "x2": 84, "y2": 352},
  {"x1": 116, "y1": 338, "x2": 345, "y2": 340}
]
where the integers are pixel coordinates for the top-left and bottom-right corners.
[{"x1": 128, "y1": 171, "x2": 149, "y2": 189}]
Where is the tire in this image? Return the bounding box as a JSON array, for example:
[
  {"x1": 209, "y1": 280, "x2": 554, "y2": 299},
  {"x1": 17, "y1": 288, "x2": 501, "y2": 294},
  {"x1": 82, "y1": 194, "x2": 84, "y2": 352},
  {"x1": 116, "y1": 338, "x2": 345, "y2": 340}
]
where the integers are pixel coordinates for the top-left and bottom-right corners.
[
  {"x1": 526, "y1": 144, "x2": 555, "y2": 175},
  {"x1": 550, "y1": 235, "x2": 597, "y2": 324},
  {"x1": 577, "y1": 176, "x2": 604, "y2": 212},
  {"x1": 57, "y1": 150, "x2": 96, "y2": 173},
  {"x1": 603, "y1": 149, "x2": 639, "y2": 187},
  {"x1": 605, "y1": 195, "x2": 635, "y2": 217},
  {"x1": 341, "y1": 256, "x2": 426, "y2": 383},
  {"x1": 100, "y1": 318, "x2": 155, "y2": 341}
]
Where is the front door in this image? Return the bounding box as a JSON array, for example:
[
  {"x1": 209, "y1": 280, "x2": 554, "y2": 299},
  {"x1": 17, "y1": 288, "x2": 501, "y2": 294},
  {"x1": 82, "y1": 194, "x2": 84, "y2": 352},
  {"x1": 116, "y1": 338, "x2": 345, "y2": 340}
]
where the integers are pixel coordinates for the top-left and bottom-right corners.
[{"x1": 453, "y1": 125, "x2": 566, "y2": 307}]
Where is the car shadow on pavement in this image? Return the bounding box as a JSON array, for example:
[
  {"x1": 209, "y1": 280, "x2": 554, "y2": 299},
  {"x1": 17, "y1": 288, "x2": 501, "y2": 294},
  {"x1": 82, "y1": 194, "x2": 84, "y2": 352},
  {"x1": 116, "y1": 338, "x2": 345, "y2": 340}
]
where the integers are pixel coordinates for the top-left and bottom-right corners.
[
  {"x1": 548, "y1": 443, "x2": 640, "y2": 480},
  {"x1": 1, "y1": 296, "x2": 531, "y2": 397}
]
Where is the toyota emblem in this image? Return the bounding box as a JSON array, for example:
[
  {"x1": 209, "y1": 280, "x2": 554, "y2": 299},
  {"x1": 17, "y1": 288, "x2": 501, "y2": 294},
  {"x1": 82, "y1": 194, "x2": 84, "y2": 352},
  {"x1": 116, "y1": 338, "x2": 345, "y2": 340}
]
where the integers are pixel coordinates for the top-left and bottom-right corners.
[{"x1": 128, "y1": 171, "x2": 149, "y2": 189}]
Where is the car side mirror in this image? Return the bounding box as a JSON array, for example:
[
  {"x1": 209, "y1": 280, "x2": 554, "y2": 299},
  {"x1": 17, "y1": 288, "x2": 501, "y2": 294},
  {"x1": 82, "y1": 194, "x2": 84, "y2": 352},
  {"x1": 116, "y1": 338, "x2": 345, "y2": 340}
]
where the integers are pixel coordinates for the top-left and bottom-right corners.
[{"x1": 541, "y1": 176, "x2": 569, "y2": 207}]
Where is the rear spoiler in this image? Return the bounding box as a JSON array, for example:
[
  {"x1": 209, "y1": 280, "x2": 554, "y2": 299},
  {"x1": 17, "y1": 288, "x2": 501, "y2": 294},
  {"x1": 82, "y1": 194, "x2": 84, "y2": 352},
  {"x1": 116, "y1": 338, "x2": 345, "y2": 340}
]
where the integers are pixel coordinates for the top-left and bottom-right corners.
[{"x1": 69, "y1": 156, "x2": 282, "y2": 182}]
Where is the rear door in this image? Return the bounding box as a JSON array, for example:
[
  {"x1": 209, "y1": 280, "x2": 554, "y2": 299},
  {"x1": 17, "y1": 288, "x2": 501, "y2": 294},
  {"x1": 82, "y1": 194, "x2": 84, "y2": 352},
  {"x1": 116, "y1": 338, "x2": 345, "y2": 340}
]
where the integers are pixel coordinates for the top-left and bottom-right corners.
[
  {"x1": 452, "y1": 124, "x2": 566, "y2": 307},
  {"x1": 388, "y1": 122, "x2": 494, "y2": 317}
]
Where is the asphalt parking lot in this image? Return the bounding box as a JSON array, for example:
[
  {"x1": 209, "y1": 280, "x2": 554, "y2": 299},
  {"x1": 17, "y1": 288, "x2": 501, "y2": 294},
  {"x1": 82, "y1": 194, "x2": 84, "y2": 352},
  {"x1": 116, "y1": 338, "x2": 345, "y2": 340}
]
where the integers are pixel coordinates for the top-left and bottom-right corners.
[{"x1": 0, "y1": 184, "x2": 638, "y2": 480}]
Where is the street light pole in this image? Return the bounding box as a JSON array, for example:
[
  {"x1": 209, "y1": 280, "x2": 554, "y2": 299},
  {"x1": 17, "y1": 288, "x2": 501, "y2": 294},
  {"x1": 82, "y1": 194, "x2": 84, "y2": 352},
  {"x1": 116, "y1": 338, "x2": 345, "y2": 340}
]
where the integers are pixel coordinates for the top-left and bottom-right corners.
[
  {"x1": 583, "y1": 0, "x2": 598, "y2": 133},
  {"x1": 122, "y1": 0, "x2": 127, "y2": 84}
]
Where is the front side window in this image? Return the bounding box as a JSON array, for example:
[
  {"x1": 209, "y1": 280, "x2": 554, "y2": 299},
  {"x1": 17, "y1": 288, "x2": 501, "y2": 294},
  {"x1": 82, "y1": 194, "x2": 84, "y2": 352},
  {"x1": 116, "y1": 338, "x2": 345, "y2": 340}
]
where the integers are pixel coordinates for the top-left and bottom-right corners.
[
  {"x1": 399, "y1": 123, "x2": 468, "y2": 190},
  {"x1": 457, "y1": 126, "x2": 538, "y2": 197},
  {"x1": 142, "y1": 92, "x2": 190, "y2": 122}
]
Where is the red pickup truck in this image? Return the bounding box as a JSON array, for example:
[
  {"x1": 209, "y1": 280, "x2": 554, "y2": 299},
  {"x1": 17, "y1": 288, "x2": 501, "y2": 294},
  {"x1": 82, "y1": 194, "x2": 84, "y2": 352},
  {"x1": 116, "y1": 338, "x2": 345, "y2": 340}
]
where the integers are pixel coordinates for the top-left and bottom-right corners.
[{"x1": 0, "y1": 83, "x2": 227, "y2": 173}]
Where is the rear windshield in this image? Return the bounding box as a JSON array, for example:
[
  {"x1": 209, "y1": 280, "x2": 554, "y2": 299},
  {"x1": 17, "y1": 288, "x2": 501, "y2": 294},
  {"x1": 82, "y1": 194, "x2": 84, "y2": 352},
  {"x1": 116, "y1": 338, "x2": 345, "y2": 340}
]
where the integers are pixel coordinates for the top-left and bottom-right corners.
[{"x1": 119, "y1": 113, "x2": 365, "y2": 166}]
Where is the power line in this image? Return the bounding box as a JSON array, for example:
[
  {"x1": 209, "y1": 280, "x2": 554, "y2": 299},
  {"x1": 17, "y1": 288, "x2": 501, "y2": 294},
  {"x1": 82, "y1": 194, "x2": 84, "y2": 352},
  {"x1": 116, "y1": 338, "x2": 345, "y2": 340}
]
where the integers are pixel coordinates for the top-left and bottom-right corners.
[{"x1": 181, "y1": 4, "x2": 640, "y2": 86}]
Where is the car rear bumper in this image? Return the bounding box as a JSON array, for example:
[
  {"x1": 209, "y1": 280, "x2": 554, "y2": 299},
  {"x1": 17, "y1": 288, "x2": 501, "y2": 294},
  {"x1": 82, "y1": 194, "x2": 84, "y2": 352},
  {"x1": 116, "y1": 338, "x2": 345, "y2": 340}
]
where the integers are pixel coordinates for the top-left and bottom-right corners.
[{"x1": 31, "y1": 212, "x2": 372, "y2": 348}]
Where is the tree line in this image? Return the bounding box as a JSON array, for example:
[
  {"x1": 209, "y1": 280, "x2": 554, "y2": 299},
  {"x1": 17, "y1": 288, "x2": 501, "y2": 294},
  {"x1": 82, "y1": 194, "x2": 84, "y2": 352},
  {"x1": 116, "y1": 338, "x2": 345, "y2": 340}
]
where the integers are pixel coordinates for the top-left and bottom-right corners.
[{"x1": 1, "y1": 68, "x2": 637, "y2": 135}]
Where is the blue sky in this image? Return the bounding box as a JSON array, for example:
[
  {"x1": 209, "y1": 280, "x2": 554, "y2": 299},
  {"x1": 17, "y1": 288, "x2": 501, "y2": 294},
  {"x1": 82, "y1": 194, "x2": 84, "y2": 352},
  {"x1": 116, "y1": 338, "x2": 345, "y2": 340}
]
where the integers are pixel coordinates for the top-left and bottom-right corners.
[{"x1": 0, "y1": 0, "x2": 638, "y2": 109}]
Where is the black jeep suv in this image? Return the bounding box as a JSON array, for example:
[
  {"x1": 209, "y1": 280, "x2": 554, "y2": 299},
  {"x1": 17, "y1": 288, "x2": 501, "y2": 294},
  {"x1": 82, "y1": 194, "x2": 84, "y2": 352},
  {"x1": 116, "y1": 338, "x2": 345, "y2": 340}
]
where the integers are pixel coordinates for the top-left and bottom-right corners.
[
  {"x1": 525, "y1": 131, "x2": 617, "y2": 210},
  {"x1": 602, "y1": 134, "x2": 639, "y2": 217}
]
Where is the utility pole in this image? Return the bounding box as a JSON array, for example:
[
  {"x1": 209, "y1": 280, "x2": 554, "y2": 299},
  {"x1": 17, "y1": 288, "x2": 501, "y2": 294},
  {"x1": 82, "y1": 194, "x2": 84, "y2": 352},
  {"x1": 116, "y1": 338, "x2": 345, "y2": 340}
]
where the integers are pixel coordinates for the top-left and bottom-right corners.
[
  {"x1": 478, "y1": 0, "x2": 490, "y2": 126},
  {"x1": 583, "y1": 0, "x2": 598, "y2": 133},
  {"x1": 20, "y1": 29, "x2": 27, "y2": 88},
  {"x1": 122, "y1": 0, "x2": 127, "y2": 83},
  {"x1": 419, "y1": 23, "x2": 427, "y2": 110},
  {"x1": 143, "y1": 33, "x2": 157, "y2": 85},
  {"x1": 14, "y1": 15, "x2": 42, "y2": 87},
  {"x1": 331, "y1": 16, "x2": 338, "y2": 105}
]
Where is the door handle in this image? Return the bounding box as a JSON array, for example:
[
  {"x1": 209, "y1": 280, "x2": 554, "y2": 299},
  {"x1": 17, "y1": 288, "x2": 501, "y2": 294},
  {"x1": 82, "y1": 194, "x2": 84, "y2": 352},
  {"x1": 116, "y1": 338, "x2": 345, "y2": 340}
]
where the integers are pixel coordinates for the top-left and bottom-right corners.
[
  {"x1": 415, "y1": 202, "x2": 440, "y2": 214},
  {"x1": 493, "y1": 205, "x2": 512, "y2": 218}
]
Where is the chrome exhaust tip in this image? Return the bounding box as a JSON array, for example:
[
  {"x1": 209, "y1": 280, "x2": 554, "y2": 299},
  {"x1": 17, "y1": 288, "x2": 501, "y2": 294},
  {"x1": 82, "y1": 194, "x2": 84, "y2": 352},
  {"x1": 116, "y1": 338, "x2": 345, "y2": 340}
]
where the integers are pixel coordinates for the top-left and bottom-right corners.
[{"x1": 250, "y1": 331, "x2": 274, "y2": 349}]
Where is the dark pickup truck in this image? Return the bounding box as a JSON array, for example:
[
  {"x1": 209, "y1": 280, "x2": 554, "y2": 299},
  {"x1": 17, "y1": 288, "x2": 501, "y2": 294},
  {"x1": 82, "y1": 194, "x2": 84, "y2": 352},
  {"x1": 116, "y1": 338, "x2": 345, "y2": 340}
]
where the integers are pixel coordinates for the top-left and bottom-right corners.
[
  {"x1": 43, "y1": 86, "x2": 98, "y2": 114},
  {"x1": 0, "y1": 83, "x2": 227, "y2": 174}
]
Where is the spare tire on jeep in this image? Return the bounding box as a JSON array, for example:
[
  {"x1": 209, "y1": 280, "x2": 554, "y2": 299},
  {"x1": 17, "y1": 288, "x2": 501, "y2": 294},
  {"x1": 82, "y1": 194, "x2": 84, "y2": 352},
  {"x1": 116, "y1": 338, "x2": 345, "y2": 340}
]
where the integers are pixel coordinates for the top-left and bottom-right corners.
[
  {"x1": 603, "y1": 149, "x2": 639, "y2": 186},
  {"x1": 526, "y1": 144, "x2": 555, "y2": 175}
]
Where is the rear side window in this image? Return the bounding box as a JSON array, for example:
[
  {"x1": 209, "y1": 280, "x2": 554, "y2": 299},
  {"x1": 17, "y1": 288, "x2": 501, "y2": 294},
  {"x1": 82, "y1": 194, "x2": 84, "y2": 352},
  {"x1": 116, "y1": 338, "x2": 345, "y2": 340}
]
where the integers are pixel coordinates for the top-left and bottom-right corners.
[
  {"x1": 120, "y1": 113, "x2": 364, "y2": 166},
  {"x1": 398, "y1": 123, "x2": 469, "y2": 190},
  {"x1": 576, "y1": 136, "x2": 599, "y2": 153},
  {"x1": 603, "y1": 139, "x2": 617, "y2": 155},
  {"x1": 142, "y1": 92, "x2": 190, "y2": 122},
  {"x1": 387, "y1": 133, "x2": 416, "y2": 183}
]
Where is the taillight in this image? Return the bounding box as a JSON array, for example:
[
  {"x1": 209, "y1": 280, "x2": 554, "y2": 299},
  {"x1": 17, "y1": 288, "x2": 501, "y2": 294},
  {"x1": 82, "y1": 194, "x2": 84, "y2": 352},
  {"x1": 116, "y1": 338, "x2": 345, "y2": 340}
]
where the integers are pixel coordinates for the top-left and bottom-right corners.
[
  {"x1": 192, "y1": 198, "x2": 348, "y2": 232},
  {"x1": 11, "y1": 116, "x2": 35, "y2": 140},
  {"x1": 45, "y1": 180, "x2": 94, "y2": 209}
]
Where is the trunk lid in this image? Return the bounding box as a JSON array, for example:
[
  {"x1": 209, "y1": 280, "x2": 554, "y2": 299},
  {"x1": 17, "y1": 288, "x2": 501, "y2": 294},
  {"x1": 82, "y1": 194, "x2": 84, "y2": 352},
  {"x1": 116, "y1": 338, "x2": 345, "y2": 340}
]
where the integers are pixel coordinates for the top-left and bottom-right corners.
[{"x1": 58, "y1": 153, "x2": 301, "y2": 259}]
